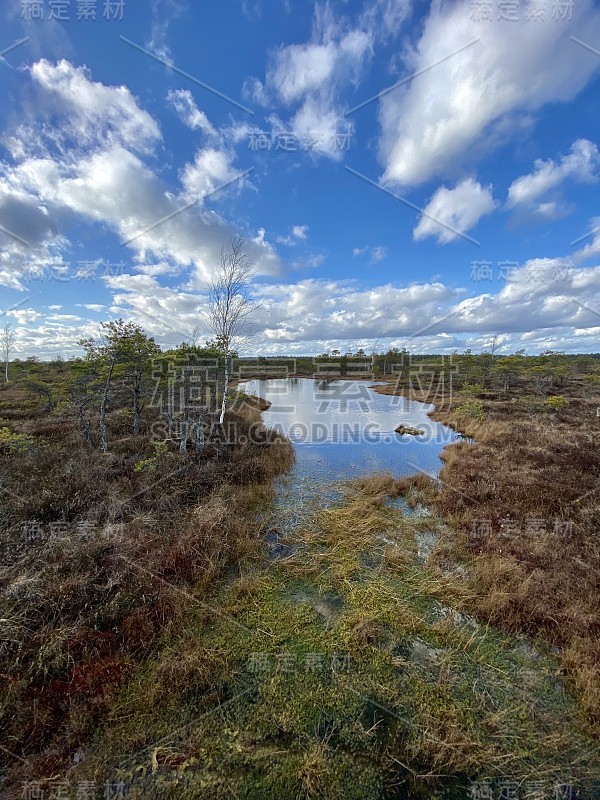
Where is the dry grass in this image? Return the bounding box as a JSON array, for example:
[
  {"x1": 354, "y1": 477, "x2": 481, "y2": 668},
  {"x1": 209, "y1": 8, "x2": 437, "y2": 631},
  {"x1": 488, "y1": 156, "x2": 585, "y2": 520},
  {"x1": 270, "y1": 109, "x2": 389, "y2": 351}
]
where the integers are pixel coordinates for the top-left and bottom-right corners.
[
  {"x1": 0, "y1": 384, "x2": 293, "y2": 785},
  {"x1": 376, "y1": 380, "x2": 600, "y2": 729}
]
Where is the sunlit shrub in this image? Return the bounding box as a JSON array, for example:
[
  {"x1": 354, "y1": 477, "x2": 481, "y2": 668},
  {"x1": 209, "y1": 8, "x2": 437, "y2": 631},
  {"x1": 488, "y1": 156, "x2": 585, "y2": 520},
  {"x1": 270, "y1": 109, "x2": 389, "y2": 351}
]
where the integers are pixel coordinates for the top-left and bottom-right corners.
[
  {"x1": 0, "y1": 426, "x2": 36, "y2": 454},
  {"x1": 455, "y1": 399, "x2": 485, "y2": 421}
]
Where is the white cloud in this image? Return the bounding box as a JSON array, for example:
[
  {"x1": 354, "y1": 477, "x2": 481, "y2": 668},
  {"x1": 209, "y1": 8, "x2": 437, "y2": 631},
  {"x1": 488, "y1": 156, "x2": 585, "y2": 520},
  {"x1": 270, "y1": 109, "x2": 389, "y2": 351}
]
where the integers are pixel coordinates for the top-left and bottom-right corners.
[
  {"x1": 290, "y1": 253, "x2": 326, "y2": 270},
  {"x1": 277, "y1": 224, "x2": 310, "y2": 246},
  {"x1": 0, "y1": 60, "x2": 281, "y2": 290},
  {"x1": 179, "y1": 147, "x2": 238, "y2": 199},
  {"x1": 9, "y1": 256, "x2": 600, "y2": 357},
  {"x1": 29, "y1": 59, "x2": 161, "y2": 154},
  {"x1": 269, "y1": 42, "x2": 339, "y2": 105},
  {"x1": 352, "y1": 245, "x2": 387, "y2": 262},
  {"x1": 378, "y1": 1, "x2": 600, "y2": 187},
  {"x1": 534, "y1": 201, "x2": 570, "y2": 221},
  {"x1": 166, "y1": 89, "x2": 218, "y2": 137},
  {"x1": 100, "y1": 258, "x2": 600, "y2": 354},
  {"x1": 506, "y1": 139, "x2": 600, "y2": 210},
  {"x1": 413, "y1": 178, "x2": 497, "y2": 244},
  {"x1": 249, "y1": 4, "x2": 375, "y2": 160},
  {"x1": 145, "y1": 0, "x2": 185, "y2": 66},
  {"x1": 446, "y1": 259, "x2": 600, "y2": 336},
  {"x1": 47, "y1": 314, "x2": 83, "y2": 323},
  {"x1": 573, "y1": 216, "x2": 600, "y2": 263},
  {"x1": 359, "y1": 0, "x2": 412, "y2": 43},
  {"x1": 370, "y1": 245, "x2": 387, "y2": 263},
  {"x1": 6, "y1": 308, "x2": 42, "y2": 324},
  {"x1": 291, "y1": 224, "x2": 309, "y2": 240}
]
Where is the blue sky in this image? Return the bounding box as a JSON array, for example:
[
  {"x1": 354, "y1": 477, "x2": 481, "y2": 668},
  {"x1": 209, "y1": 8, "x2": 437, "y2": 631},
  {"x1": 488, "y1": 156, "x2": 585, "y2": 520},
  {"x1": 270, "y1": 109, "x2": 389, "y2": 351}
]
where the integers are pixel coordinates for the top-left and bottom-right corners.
[{"x1": 1, "y1": 0, "x2": 600, "y2": 357}]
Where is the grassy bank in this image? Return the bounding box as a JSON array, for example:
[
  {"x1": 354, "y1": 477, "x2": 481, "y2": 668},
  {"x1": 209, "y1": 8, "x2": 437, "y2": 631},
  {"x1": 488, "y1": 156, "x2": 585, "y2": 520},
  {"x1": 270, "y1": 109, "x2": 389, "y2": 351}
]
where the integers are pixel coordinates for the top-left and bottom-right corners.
[
  {"x1": 375, "y1": 378, "x2": 600, "y2": 729},
  {"x1": 0, "y1": 383, "x2": 293, "y2": 791}
]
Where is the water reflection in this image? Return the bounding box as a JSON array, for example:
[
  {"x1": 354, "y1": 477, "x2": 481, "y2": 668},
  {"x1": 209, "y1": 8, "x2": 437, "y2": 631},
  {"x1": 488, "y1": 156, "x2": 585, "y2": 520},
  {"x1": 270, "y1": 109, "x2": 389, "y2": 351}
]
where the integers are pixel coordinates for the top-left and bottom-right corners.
[{"x1": 239, "y1": 378, "x2": 458, "y2": 481}]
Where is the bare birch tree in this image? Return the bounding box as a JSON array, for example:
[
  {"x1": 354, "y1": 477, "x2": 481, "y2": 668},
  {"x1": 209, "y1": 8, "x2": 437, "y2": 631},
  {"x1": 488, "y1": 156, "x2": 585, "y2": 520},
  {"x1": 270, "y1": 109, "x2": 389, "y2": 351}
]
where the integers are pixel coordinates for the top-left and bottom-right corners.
[
  {"x1": 206, "y1": 237, "x2": 260, "y2": 424},
  {"x1": 1, "y1": 323, "x2": 16, "y2": 383}
]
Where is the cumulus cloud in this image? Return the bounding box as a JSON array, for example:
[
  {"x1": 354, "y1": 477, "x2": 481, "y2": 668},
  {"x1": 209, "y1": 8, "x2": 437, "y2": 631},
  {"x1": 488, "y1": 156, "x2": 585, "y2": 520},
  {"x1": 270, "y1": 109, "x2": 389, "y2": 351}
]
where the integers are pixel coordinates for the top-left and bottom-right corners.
[
  {"x1": 248, "y1": 3, "x2": 378, "y2": 160},
  {"x1": 0, "y1": 59, "x2": 281, "y2": 290},
  {"x1": 244, "y1": 1, "x2": 414, "y2": 162},
  {"x1": 413, "y1": 178, "x2": 497, "y2": 244},
  {"x1": 506, "y1": 139, "x2": 600, "y2": 214},
  {"x1": 10, "y1": 255, "x2": 600, "y2": 357},
  {"x1": 94, "y1": 257, "x2": 600, "y2": 355},
  {"x1": 179, "y1": 147, "x2": 239, "y2": 199},
  {"x1": 29, "y1": 59, "x2": 161, "y2": 154},
  {"x1": 378, "y1": 1, "x2": 600, "y2": 187},
  {"x1": 446, "y1": 259, "x2": 600, "y2": 336},
  {"x1": 6, "y1": 308, "x2": 42, "y2": 324}
]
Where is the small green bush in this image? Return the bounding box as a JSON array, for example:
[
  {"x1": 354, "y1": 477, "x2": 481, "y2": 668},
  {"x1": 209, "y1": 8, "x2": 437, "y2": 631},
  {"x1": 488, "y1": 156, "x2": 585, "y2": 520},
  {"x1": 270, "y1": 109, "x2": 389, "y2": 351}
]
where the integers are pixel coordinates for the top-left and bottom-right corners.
[
  {"x1": 455, "y1": 398, "x2": 485, "y2": 422},
  {"x1": 461, "y1": 383, "x2": 484, "y2": 396},
  {"x1": 134, "y1": 438, "x2": 170, "y2": 472},
  {"x1": 0, "y1": 426, "x2": 36, "y2": 454},
  {"x1": 546, "y1": 395, "x2": 566, "y2": 410}
]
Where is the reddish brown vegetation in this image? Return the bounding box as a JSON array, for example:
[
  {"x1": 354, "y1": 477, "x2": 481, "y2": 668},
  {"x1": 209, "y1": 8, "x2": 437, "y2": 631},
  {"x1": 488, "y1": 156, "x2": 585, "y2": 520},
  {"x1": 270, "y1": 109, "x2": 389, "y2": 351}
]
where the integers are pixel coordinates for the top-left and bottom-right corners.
[
  {"x1": 391, "y1": 382, "x2": 600, "y2": 726},
  {"x1": 0, "y1": 386, "x2": 293, "y2": 783}
]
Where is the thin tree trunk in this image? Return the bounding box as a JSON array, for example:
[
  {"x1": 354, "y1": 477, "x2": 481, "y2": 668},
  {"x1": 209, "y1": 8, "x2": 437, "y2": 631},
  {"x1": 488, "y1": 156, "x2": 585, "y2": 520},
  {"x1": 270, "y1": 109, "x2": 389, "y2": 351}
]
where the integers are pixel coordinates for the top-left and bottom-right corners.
[
  {"x1": 180, "y1": 368, "x2": 190, "y2": 453},
  {"x1": 219, "y1": 355, "x2": 230, "y2": 424},
  {"x1": 100, "y1": 359, "x2": 115, "y2": 454},
  {"x1": 193, "y1": 376, "x2": 206, "y2": 452}
]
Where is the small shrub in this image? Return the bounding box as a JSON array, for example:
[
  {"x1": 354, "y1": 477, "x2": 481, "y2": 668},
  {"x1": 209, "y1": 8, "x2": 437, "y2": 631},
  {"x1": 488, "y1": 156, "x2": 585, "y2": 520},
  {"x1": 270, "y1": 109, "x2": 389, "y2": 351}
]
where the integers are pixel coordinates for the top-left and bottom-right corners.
[
  {"x1": 0, "y1": 426, "x2": 36, "y2": 454},
  {"x1": 461, "y1": 383, "x2": 484, "y2": 396},
  {"x1": 134, "y1": 438, "x2": 170, "y2": 472},
  {"x1": 455, "y1": 399, "x2": 485, "y2": 422},
  {"x1": 546, "y1": 395, "x2": 566, "y2": 410}
]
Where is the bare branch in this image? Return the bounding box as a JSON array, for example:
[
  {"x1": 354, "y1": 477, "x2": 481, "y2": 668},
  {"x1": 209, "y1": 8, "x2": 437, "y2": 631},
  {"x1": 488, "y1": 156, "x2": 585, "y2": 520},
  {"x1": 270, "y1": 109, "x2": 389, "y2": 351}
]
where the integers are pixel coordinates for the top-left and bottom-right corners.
[
  {"x1": 205, "y1": 235, "x2": 261, "y2": 353},
  {"x1": 205, "y1": 236, "x2": 261, "y2": 423}
]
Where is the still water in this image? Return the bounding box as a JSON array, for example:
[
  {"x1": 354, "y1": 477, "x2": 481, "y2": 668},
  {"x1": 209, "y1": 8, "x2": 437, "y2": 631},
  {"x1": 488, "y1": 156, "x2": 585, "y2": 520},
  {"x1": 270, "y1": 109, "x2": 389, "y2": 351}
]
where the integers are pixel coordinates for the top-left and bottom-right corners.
[{"x1": 239, "y1": 378, "x2": 458, "y2": 482}]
